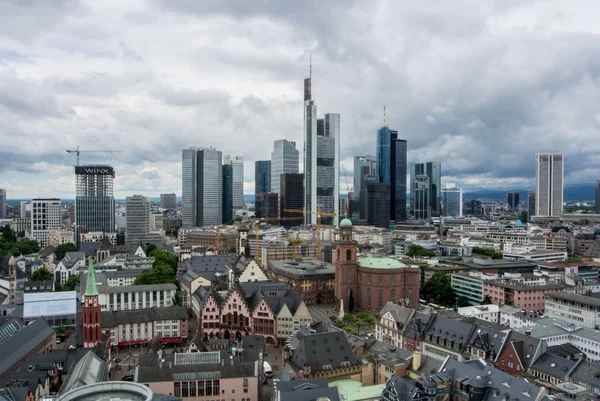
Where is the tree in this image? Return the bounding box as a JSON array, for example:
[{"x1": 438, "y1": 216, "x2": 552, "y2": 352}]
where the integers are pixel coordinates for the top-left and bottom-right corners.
[
  {"x1": 62, "y1": 275, "x2": 80, "y2": 291},
  {"x1": 456, "y1": 296, "x2": 470, "y2": 307},
  {"x1": 9, "y1": 247, "x2": 21, "y2": 257},
  {"x1": 406, "y1": 244, "x2": 435, "y2": 258},
  {"x1": 482, "y1": 295, "x2": 492, "y2": 304},
  {"x1": 422, "y1": 272, "x2": 456, "y2": 307},
  {"x1": 55, "y1": 243, "x2": 78, "y2": 261},
  {"x1": 2, "y1": 226, "x2": 15, "y2": 242},
  {"x1": 519, "y1": 211, "x2": 528, "y2": 224},
  {"x1": 54, "y1": 281, "x2": 64, "y2": 292},
  {"x1": 472, "y1": 247, "x2": 503, "y2": 260},
  {"x1": 31, "y1": 267, "x2": 52, "y2": 281},
  {"x1": 146, "y1": 244, "x2": 157, "y2": 256}
]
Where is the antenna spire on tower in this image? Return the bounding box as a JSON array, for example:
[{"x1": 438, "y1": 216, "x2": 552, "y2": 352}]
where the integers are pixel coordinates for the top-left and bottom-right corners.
[{"x1": 309, "y1": 53, "x2": 312, "y2": 79}]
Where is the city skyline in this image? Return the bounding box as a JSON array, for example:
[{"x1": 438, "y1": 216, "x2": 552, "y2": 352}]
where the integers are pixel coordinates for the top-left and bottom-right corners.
[{"x1": 1, "y1": 1, "x2": 600, "y2": 199}]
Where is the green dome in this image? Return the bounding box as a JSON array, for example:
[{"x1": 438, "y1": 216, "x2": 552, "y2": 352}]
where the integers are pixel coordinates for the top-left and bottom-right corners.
[
  {"x1": 340, "y1": 218, "x2": 353, "y2": 227},
  {"x1": 357, "y1": 257, "x2": 407, "y2": 269}
]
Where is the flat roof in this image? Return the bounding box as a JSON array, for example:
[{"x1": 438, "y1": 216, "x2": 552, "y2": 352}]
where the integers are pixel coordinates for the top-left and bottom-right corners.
[
  {"x1": 23, "y1": 291, "x2": 77, "y2": 318},
  {"x1": 329, "y1": 379, "x2": 386, "y2": 401},
  {"x1": 269, "y1": 259, "x2": 335, "y2": 278},
  {"x1": 546, "y1": 292, "x2": 600, "y2": 307}
]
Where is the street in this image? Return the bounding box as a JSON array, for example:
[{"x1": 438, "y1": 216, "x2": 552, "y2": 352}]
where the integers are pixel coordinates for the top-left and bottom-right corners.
[{"x1": 308, "y1": 303, "x2": 337, "y2": 326}]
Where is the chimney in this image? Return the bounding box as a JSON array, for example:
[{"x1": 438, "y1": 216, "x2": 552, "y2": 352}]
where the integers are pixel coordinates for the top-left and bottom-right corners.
[{"x1": 412, "y1": 351, "x2": 422, "y2": 371}]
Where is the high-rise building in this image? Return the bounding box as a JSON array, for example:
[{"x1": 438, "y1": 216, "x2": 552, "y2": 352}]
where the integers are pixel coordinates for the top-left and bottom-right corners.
[
  {"x1": 31, "y1": 198, "x2": 61, "y2": 247},
  {"x1": 224, "y1": 155, "x2": 244, "y2": 215},
  {"x1": 222, "y1": 164, "x2": 233, "y2": 223},
  {"x1": 182, "y1": 147, "x2": 223, "y2": 227},
  {"x1": 280, "y1": 173, "x2": 304, "y2": 228},
  {"x1": 0, "y1": 188, "x2": 6, "y2": 219},
  {"x1": 528, "y1": 190, "x2": 536, "y2": 219},
  {"x1": 353, "y1": 155, "x2": 376, "y2": 199},
  {"x1": 376, "y1": 127, "x2": 407, "y2": 221},
  {"x1": 125, "y1": 195, "x2": 150, "y2": 245},
  {"x1": 303, "y1": 70, "x2": 339, "y2": 226},
  {"x1": 75, "y1": 165, "x2": 115, "y2": 241},
  {"x1": 535, "y1": 153, "x2": 563, "y2": 217},
  {"x1": 442, "y1": 184, "x2": 463, "y2": 217},
  {"x1": 271, "y1": 139, "x2": 299, "y2": 196},
  {"x1": 366, "y1": 182, "x2": 391, "y2": 228},
  {"x1": 595, "y1": 181, "x2": 600, "y2": 214},
  {"x1": 255, "y1": 160, "x2": 271, "y2": 195},
  {"x1": 359, "y1": 174, "x2": 379, "y2": 220},
  {"x1": 410, "y1": 162, "x2": 441, "y2": 217},
  {"x1": 256, "y1": 193, "x2": 279, "y2": 219},
  {"x1": 506, "y1": 193, "x2": 520, "y2": 211},
  {"x1": 20, "y1": 201, "x2": 31, "y2": 219},
  {"x1": 160, "y1": 193, "x2": 177, "y2": 209},
  {"x1": 412, "y1": 175, "x2": 430, "y2": 220}
]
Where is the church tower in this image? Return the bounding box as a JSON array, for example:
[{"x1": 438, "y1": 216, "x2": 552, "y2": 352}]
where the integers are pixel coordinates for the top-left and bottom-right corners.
[
  {"x1": 82, "y1": 260, "x2": 101, "y2": 348},
  {"x1": 333, "y1": 218, "x2": 359, "y2": 312}
]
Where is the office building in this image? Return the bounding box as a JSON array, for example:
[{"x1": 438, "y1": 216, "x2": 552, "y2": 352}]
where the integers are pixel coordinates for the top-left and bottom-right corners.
[
  {"x1": 376, "y1": 127, "x2": 407, "y2": 221},
  {"x1": 20, "y1": 201, "x2": 31, "y2": 219},
  {"x1": 0, "y1": 188, "x2": 6, "y2": 219},
  {"x1": 125, "y1": 195, "x2": 150, "y2": 245},
  {"x1": 255, "y1": 160, "x2": 271, "y2": 195},
  {"x1": 280, "y1": 173, "x2": 304, "y2": 228},
  {"x1": 506, "y1": 192, "x2": 520, "y2": 211},
  {"x1": 270, "y1": 139, "x2": 299, "y2": 196},
  {"x1": 256, "y1": 193, "x2": 278, "y2": 219},
  {"x1": 367, "y1": 182, "x2": 391, "y2": 228},
  {"x1": 182, "y1": 147, "x2": 223, "y2": 227},
  {"x1": 359, "y1": 174, "x2": 378, "y2": 220},
  {"x1": 223, "y1": 155, "x2": 243, "y2": 214},
  {"x1": 303, "y1": 71, "x2": 339, "y2": 226},
  {"x1": 596, "y1": 181, "x2": 600, "y2": 214},
  {"x1": 528, "y1": 190, "x2": 536, "y2": 218},
  {"x1": 31, "y1": 198, "x2": 61, "y2": 247},
  {"x1": 160, "y1": 193, "x2": 176, "y2": 209},
  {"x1": 222, "y1": 164, "x2": 233, "y2": 223},
  {"x1": 443, "y1": 183, "x2": 463, "y2": 217},
  {"x1": 354, "y1": 155, "x2": 377, "y2": 199},
  {"x1": 75, "y1": 165, "x2": 115, "y2": 238},
  {"x1": 410, "y1": 161, "x2": 441, "y2": 217},
  {"x1": 412, "y1": 175, "x2": 430, "y2": 220},
  {"x1": 535, "y1": 153, "x2": 563, "y2": 217}
]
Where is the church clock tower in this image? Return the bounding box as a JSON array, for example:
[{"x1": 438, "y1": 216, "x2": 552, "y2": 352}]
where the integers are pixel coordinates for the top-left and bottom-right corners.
[
  {"x1": 334, "y1": 218, "x2": 359, "y2": 312},
  {"x1": 82, "y1": 260, "x2": 101, "y2": 348}
]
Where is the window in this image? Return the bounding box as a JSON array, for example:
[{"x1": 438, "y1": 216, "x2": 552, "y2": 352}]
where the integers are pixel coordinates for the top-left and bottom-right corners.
[
  {"x1": 198, "y1": 381, "x2": 205, "y2": 396},
  {"x1": 378, "y1": 289, "x2": 383, "y2": 309},
  {"x1": 391, "y1": 289, "x2": 395, "y2": 300},
  {"x1": 408, "y1": 276, "x2": 414, "y2": 284},
  {"x1": 174, "y1": 382, "x2": 181, "y2": 397},
  {"x1": 378, "y1": 276, "x2": 383, "y2": 285},
  {"x1": 346, "y1": 249, "x2": 352, "y2": 261},
  {"x1": 367, "y1": 289, "x2": 371, "y2": 309},
  {"x1": 367, "y1": 276, "x2": 372, "y2": 284},
  {"x1": 347, "y1": 269, "x2": 351, "y2": 283},
  {"x1": 391, "y1": 276, "x2": 396, "y2": 285}
]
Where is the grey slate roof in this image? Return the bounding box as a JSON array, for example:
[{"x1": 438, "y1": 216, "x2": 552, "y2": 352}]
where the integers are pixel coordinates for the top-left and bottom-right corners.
[
  {"x1": 276, "y1": 379, "x2": 340, "y2": 401},
  {"x1": 424, "y1": 314, "x2": 474, "y2": 351},
  {"x1": 60, "y1": 351, "x2": 107, "y2": 394},
  {"x1": 21, "y1": 348, "x2": 91, "y2": 374},
  {"x1": 102, "y1": 306, "x2": 188, "y2": 328},
  {"x1": 288, "y1": 328, "x2": 358, "y2": 373},
  {"x1": 530, "y1": 351, "x2": 582, "y2": 379},
  {"x1": 378, "y1": 302, "x2": 415, "y2": 330},
  {"x1": 546, "y1": 291, "x2": 600, "y2": 308},
  {"x1": 0, "y1": 387, "x2": 30, "y2": 401},
  {"x1": 463, "y1": 320, "x2": 510, "y2": 363},
  {"x1": 571, "y1": 360, "x2": 600, "y2": 390},
  {"x1": 0, "y1": 319, "x2": 24, "y2": 344},
  {"x1": 79, "y1": 242, "x2": 100, "y2": 258},
  {"x1": 2, "y1": 371, "x2": 48, "y2": 393},
  {"x1": 0, "y1": 318, "x2": 55, "y2": 377}
]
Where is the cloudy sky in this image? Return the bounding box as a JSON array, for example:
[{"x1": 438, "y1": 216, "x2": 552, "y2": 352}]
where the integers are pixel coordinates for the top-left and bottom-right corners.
[{"x1": 1, "y1": 0, "x2": 600, "y2": 199}]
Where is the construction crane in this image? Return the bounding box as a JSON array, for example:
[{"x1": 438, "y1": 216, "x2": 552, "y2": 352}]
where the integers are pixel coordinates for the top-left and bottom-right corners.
[
  {"x1": 341, "y1": 164, "x2": 353, "y2": 218},
  {"x1": 283, "y1": 206, "x2": 336, "y2": 260},
  {"x1": 66, "y1": 145, "x2": 123, "y2": 166}
]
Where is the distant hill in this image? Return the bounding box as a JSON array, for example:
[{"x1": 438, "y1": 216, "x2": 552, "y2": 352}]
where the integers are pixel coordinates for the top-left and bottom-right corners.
[{"x1": 463, "y1": 183, "x2": 597, "y2": 202}]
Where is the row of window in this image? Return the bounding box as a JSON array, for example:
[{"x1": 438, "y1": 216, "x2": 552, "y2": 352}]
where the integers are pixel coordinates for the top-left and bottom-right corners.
[{"x1": 346, "y1": 270, "x2": 415, "y2": 285}]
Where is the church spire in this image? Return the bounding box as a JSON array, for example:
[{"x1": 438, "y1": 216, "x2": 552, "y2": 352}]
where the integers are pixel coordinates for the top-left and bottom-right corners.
[{"x1": 84, "y1": 259, "x2": 98, "y2": 296}]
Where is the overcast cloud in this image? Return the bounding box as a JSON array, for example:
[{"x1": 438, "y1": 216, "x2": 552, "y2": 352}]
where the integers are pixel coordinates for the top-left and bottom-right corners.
[{"x1": 1, "y1": 0, "x2": 600, "y2": 199}]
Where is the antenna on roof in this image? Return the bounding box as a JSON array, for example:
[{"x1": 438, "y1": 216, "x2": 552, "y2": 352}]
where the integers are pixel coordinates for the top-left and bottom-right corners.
[{"x1": 309, "y1": 53, "x2": 312, "y2": 80}]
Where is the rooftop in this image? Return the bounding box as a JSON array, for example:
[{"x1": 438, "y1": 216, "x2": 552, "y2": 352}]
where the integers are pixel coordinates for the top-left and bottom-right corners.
[
  {"x1": 0, "y1": 318, "x2": 55, "y2": 376},
  {"x1": 329, "y1": 379, "x2": 385, "y2": 401},
  {"x1": 546, "y1": 292, "x2": 600, "y2": 308},
  {"x1": 58, "y1": 382, "x2": 153, "y2": 401},
  {"x1": 269, "y1": 259, "x2": 335, "y2": 279},
  {"x1": 100, "y1": 283, "x2": 176, "y2": 294},
  {"x1": 23, "y1": 291, "x2": 77, "y2": 319},
  {"x1": 357, "y1": 257, "x2": 410, "y2": 269}
]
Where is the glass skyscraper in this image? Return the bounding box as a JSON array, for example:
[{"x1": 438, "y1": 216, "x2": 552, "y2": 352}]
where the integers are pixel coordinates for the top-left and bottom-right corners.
[
  {"x1": 442, "y1": 184, "x2": 463, "y2": 217},
  {"x1": 353, "y1": 155, "x2": 376, "y2": 199},
  {"x1": 410, "y1": 161, "x2": 441, "y2": 217},
  {"x1": 255, "y1": 160, "x2": 271, "y2": 195},
  {"x1": 535, "y1": 153, "x2": 563, "y2": 217},
  {"x1": 125, "y1": 195, "x2": 150, "y2": 245},
  {"x1": 412, "y1": 175, "x2": 430, "y2": 220},
  {"x1": 75, "y1": 165, "x2": 115, "y2": 240},
  {"x1": 182, "y1": 147, "x2": 223, "y2": 227},
  {"x1": 271, "y1": 139, "x2": 299, "y2": 196},
  {"x1": 222, "y1": 164, "x2": 233, "y2": 223},
  {"x1": 224, "y1": 155, "x2": 244, "y2": 215},
  {"x1": 376, "y1": 126, "x2": 407, "y2": 221}
]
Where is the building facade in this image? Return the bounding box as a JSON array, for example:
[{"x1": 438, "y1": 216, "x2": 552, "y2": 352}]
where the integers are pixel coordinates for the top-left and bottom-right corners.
[
  {"x1": 254, "y1": 160, "x2": 271, "y2": 195},
  {"x1": 506, "y1": 192, "x2": 520, "y2": 210},
  {"x1": 410, "y1": 162, "x2": 441, "y2": 217},
  {"x1": 125, "y1": 195, "x2": 150, "y2": 245},
  {"x1": 528, "y1": 190, "x2": 536, "y2": 218},
  {"x1": 535, "y1": 153, "x2": 564, "y2": 217},
  {"x1": 412, "y1": 175, "x2": 430, "y2": 220},
  {"x1": 0, "y1": 188, "x2": 5, "y2": 219},
  {"x1": 367, "y1": 182, "x2": 391, "y2": 228},
  {"x1": 279, "y1": 173, "x2": 304, "y2": 228},
  {"x1": 98, "y1": 283, "x2": 176, "y2": 312},
  {"x1": 182, "y1": 147, "x2": 223, "y2": 227},
  {"x1": 269, "y1": 259, "x2": 335, "y2": 305},
  {"x1": 31, "y1": 198, "x2": 61, "y2": 248},
  {"x1": 222, "y1": 164, "x2": 233, "y2": 223},
  {"x1": 270, "y1": 139, "x2": 299, "y2": 197},
  {"x1": 224, "y1": 155, "x2": 244, "y2": 214},
  {"x1": 82, "y1": 261, "x2": 102, "y2": 348},
  {"x1": 255, "y1": 193, "x2": 278, "y2": 219},
  {"x1": 596, "y1": 180, "x2": 600, "y2": 214},
  {"x1": 48, "y1": 229, "x2": 74, "y2": 247},
  {"x1": 442, "y1": 184, "x2": 463, "y2": 217},
  {"x1": 75, "y1": 165, "x2": 115, "y2": 238},
  {"x1": 377, "y1": 127, "x2": 407, "y2": 222},
  {"x1": 354, "y1": 155, "x2": 377, "y2": 202},
  {"x1": 545, "y1": 292, "x2": 600, "y2": 329},
  {"x1": 160, "y1": 193, "x2": 177, "y2": 209}
]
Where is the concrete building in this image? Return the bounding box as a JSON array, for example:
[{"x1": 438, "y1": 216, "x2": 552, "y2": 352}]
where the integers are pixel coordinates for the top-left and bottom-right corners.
[
  {"x1": 376, "y1": 127, "x2": 407, "y2": 221},
  {"x1": 31, "y1": 198, "x2": 61, "y2": 248},
  {"x1": 303, "y1": 72, "x2": 339, "y2": 226},
  {"x1": 269, "y1": 259, "x2": 335, "y2": 305},
  {"x1": 0, "y1": 188, "x2": 5, "y2": 219},
  {"x1": 224, "y1": 155, "x2": 244, "y2": 215},
  {"x1": 279, "y1": 173, "x2": 304, "y2": 228},
  {"x1": 182, "y1": 147, "x2": 223, "y2": 227},
  {"x1": 255, "y1": 193, "x2": 278, "y2": 219},
  {"x1": 442, "y1": 184, "x2": 463, "y2": 217},
  {"x1": 48, "y1": 230, "x2": 74, "y2": 247},
  {"x1": 160, "y1": 193, "x2": 177, "y2": 209},
  {"x1": 528, "y1": 190, "x2": 536, "y2": 218},
  {"x1": 410, "y1": 162, "x2": 442, "y2": 217},
  {"x1": 535, "y1": 153, "x2": 564, "y2": 217},
  {"x1": 411, "y1": 175, "x2": 430, "y2": 220},
  {"x1": 75, "y1": 165, "x2": 116, "y2": 239},
  {"x1": 125, "y1": 195, "x2": 150, "y2": 245},
  {"x1": 270, "y1": 139, "x2": 299, "y2": 197},
  {"x1": 545, "y1": 292, "x2": 600, "y2": 329},
  {"x1": 254, "y1": 160, "x2": 271, "y2": 195},
  {"x1": 98, "y1": 283, "x2": 177, "y2": 312}
]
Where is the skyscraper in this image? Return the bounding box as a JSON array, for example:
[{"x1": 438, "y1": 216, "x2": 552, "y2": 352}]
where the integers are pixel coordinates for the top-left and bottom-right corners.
[
  {"x1": 224, "y1": 155, "x2": 244, "y2": 215},
  {"x1": 182, "y1": 147, "x2": 223, "y2": 227},
  {"x1": 222, "y1": 164, "x2": 233, "y2": 223},
  {"x1": 506, "y1": 193, "x2": 520, "y2": 211},
  {"x1": 255, "y1": 160, "x2": 271, "y2": 195},
  {"x1": 412, "y1": 175, "x2": 430, "y2": 220},
  {"x1": 596, "y1": 181, "x2": 600, "y2": 214},
  {"x1": 528, "y1": 190, "x2": 536, "y2": 219},
  {"x1": 535, "y1": 153, "x2": 563, "y2": 217},
  {"x1": 31, "y1": 198, "x2": 61, "y2": 247},
  {"x1": 442, "y1": 184, "x2": 463, "y2": 217},
  {"x1": 0, "y1": 188, "x2": 6, "y2": 219},
  {"x1": 376, "y1": 127, "x2": 407, "y2": 221},
  {"x1": 280, "y1": 173, "x2": 304, "y2": 228},
  {"x1": 75, "y1": 165, "x2": 115, "y2": 241},
  {"x1": 353, "y1": 155, "x2": 376, "y2": 199},
  {"x1": 366, "y1": 182, "x2": 391, "y2": 228},
  {"x1": 256, "y1": 193, "x2": 279, "y2": 219},
  {"x1": 271, "y1": 139, "x2": 299, "y2": 196},
  {"x1": 125, "y1": 195, "x2": 150, "y2": 245},
  {"x1": 303, "y1": 71, "x2": 339, "y2": 226},
  {"x1": 160, "y1": 193, "x2": 177, "y2": 209},
  {"x1": 410, "y1": 162, "x2": 441, "y2": 217}
]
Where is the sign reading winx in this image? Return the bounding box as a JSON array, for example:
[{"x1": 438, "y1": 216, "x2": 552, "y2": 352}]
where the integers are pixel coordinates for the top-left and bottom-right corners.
[{"x1": 75, "y1": 166, "x2": 115, "y2": 176}]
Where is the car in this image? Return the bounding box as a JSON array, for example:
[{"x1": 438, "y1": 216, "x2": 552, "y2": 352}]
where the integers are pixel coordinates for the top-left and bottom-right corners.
[{"x1": 263, "y1": 361, "x2": 273, "y2": 378}]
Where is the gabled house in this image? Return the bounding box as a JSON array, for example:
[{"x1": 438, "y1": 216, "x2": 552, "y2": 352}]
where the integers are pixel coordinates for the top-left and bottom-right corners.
[
  {"x1": 495, "y1": 330, "x2": 542, "y2": 376},
  {"x1": 53, "y1": 252, "x2": 85, "y2": 284},
  {"x1": 235, "y1": 256, "x2": 269, "y2": 283},
  {"x1": 461, "y1": 319, "x2": 510, "y2": 363},
  {"x1": 402, "y1": 311, "x2": 432, "y2": 352},
  {"x1": 0, "y1": 371, "x2": 50, "y2": 401},
  {"x1": 421, "y1": 315, "x2": 474, "y2": 361},
  {"x1": 375, "y1": 302, "x2": 415, "y2": 348},
  {"x1": 529, "y1": 344, "x2": 585, "y2": 386}
]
